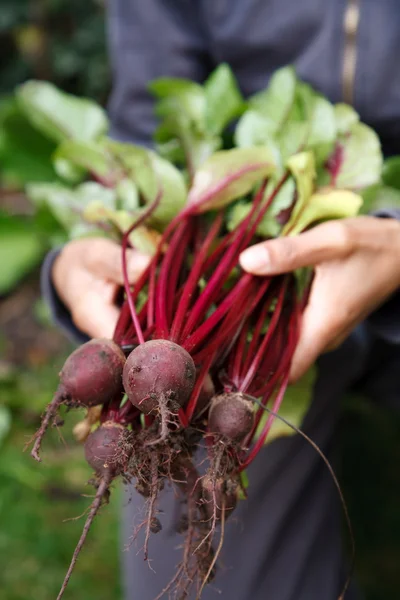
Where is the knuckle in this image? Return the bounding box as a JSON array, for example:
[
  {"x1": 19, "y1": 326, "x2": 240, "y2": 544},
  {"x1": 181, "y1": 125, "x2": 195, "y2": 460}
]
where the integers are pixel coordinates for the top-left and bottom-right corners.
[
  {"x1": 269, "y1": 238, "x2": 297, "y2": 268},
  {"x1": 325, "y1": 221, "x2": 353, "y2": 254}
]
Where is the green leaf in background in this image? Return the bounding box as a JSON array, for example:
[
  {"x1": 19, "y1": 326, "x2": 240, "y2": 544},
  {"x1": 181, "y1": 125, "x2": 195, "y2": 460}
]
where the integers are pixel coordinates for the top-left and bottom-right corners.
[
  {"x1": 306, "y1": 96, "x2": 337, "y2": 163},
  {"x1": 17, "y1": 80, "x2": 109, "y2": 143},
  {"x1": 204, "y1": 63, "x2": 245, "y2": 135},
  {"x1": 256, "y1": 366, "x2": 317, "y2": 445},
  {"x1": 0, "y1": 212, "x2": 44, "y2": 294},
  {"x1": 235, "y1": 110, "x2": 276, "y2": 148},
  {"x1": 382, "y1": 156, "x2": 400, "y2": 191},
  {"x1": 287, "y1": 189, "x2": 363, "y2": 236},
  {"x1": 0, "y1": 98, "x2": 57, "y2": 187},
  {"x1": 250, "y1": 66, "x2": 297, "y2": 132},
  {"x1": 0, "y1": 405, "x2": 11, "y2": 448},
  {"x1": 187, "y1": 147, "x2": 276, "y2": 213},
  {"x1": 332, "y1": 122, "x2": 382, "y2": 190},
  {"x1": 150, "y1": 78, "x2": 206, "y2": 131},
  {"x1": 150, "y1": 75, "x2": 221, "y2": 169},
  {"x1": 26, "y1": 181, "x2": 116, "y2": 236},
  {"x1": 116, "y1": 178, "x2": 140, "y2": 211},
  {"x1": 334, "y1": 103, "x2": 359, "y2": 135},
  {"x1": 53, "y1": 139, "x2": 117, "y2": 182},
  {"x1": 361, "y1": 183, "x2": 400, "y2": 214}
]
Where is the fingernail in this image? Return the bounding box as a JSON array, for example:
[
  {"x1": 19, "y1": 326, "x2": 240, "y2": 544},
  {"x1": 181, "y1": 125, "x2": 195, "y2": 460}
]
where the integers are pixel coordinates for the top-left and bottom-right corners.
[{"x1": 239, "y1": 246, "x2": 271, "y2": 274}]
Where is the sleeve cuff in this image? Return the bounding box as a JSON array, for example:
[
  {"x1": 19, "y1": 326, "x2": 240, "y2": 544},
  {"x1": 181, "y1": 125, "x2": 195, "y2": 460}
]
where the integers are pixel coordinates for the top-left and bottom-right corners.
[{"x1": 40, "y1": 248, "x2": 90, "y2": 345}]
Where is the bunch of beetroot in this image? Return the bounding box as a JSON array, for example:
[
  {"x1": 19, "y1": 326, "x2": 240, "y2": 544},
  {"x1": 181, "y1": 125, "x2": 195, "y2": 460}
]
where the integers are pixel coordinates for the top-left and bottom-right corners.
[{"x1": 26, "y1": 64, "x2": 382, "y2": 600}]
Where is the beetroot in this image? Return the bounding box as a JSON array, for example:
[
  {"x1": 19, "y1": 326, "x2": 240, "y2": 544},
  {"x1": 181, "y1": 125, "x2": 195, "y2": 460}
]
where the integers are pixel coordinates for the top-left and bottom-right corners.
[
  {"x1": 85, "y1": 421, "x2": 132, "y2": 477},
  {"x1": 30, "y1": 339, "x2": 126, "y2": 462},
  {"x1": 60, "y1": 338, "x2": 126, "y2": 407},
  {"x1": 208, "y1": 393, "x2": 254, "y2": 443},
  {"x1": 123, "y1": 339, "x2": 196, "y2": 413}
]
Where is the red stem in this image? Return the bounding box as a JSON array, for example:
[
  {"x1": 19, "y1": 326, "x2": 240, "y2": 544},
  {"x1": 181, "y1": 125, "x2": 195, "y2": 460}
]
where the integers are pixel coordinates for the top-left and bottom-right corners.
[
  {"x1": 170, "y1": 213, "x2": 224, "y2": 342},
  {"x1": 121, "y1": 187, "x2": 163, "y2": 344}
]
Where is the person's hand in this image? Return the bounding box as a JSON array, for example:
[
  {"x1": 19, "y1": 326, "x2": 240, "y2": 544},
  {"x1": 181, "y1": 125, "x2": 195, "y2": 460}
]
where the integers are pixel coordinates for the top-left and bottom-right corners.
[
  {"x1": 239, "y1": 216, "x2": 400, "y2": 382},
  {"x1": 52, "y1": 237, "x2": 151, "y2": 339}
]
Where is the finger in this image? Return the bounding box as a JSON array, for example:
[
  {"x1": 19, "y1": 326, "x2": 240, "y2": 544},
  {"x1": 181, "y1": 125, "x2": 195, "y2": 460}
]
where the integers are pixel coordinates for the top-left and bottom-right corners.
[
  {"x1": 239, "y1": 221, "x2": 354, "y2": 275},
  {"x1": 72, "y1": 292, "x2": 121, "y2": 339},
  {"x1": 84, "y1": 239, "x2": 151, "y2": 285}
]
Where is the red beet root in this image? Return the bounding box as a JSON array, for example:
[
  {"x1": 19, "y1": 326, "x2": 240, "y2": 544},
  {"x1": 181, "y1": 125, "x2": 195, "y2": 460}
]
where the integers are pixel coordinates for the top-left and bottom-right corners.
[
  {"x1": 208, "y1": 393, "x2": 254, "y2": 443},
  {"x1": 84, "y1": 421, "x2": 132, "y2": 477},
  {"x1": 60, "y1": 338, "x2": 126, "y2": 407},
  {"x1": 123, "y1": 340, "x2": 196, "y2": 414},
  {"x1": 30, "y1": 339, "x2": 126, "y2": 462}
]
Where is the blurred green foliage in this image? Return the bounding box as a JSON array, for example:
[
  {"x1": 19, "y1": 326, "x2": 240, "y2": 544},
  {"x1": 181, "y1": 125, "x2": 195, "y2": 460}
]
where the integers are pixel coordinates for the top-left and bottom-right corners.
[
  {"x1": 0, "y1": 353, "x2": 121, "y2": 600},
  {"x1": 0, "y1": 0, "x2": 109, "y2": 102}
]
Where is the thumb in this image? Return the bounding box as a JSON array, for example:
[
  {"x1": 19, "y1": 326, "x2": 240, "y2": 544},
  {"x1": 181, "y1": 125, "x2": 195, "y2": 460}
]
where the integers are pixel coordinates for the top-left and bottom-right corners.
[
  {"x1": 239, "y1": 221, "x2": 352, "y2": 275},
  {"x1": 84, "y1": 238, "x2": 152, "y2": 285}
]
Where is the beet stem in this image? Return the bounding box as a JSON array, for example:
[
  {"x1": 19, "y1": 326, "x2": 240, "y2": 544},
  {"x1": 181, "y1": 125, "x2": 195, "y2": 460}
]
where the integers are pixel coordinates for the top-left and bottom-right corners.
[
  {"x1": 56, "y1": 474, "x2": 112, "y2": 600},
  {"x1": 171, "y1": 213, "x2": 223, "y2": 342},
  {"x1": 29, "y1": 386, "x2": 65, "y2": 462},
  {"x1": 240, "y1": 278, "x2": 287, "y2": 393},
  {"x1": 121, "y1": 187, "x2": 163, "y2": 345},
  {"x1": 181, "y1": 185, "x2": 266, "y2": 339}
]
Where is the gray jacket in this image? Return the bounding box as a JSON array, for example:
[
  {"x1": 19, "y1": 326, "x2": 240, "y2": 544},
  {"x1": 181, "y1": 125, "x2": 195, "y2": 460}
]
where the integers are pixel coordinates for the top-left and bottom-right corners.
[{"x1": 42, "y1": 1, "x2": 400, "y2": 598}]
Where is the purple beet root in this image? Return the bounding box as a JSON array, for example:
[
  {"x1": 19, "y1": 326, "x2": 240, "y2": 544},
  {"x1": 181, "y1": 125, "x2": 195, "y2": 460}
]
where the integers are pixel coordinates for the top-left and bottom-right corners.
[
  {"x1": 30, "y1": 339, "x2": 126, "y2": 462},
  {"x1": 123, "y1": 340, "x2": 196, "y2": 414},
  {"x1": 84, "y1": 421, "x2": 132, "y2": 477},
  {"x1": 208, "y1": 393, "x2": 254, "y2": 443}
]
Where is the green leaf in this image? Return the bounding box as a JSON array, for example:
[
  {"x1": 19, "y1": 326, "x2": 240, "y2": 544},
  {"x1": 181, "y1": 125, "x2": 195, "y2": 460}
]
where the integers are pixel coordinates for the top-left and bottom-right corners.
[
  {"x1": 282, "y1": 152, "x2": 316, "y2": 234},
  {"x1": 382, "y1": 156, "x2": 400, "y2": 190},
  {"x1": 334, "y1": 103, "x2": 359, "y2": 135},
  {"x1": 277, "y1": 121, "x2": 309, "y2": 161},
  {"x1": 149, "y1": 153, "x2": 187, "y2": 224},
  {"x1": 257, "y1": 177, "x2": 297, "y2": 237},
  {"x1": 0, "y1": 213, "x2": 44, "y2": 294},
  {"x1": 287, "y1": 189, "x2": 363, "y2": 236},
  {"x1": 106, "y1": 141, "x2": 187, "y2": 226},
  {"x1": 83, "y1": 205, "x2": 160, "y2": 255},
  {"x1": 250, "y1": 66, "x2": 297, "y2": 132},
  {"x1": 53, "y1": 139, "x2": 112, "y2": 180},
  {"x1": 26, "y1": 181, "x2": 116, "y2": 235},
  {"x1": 150, "y1": 78, "x2": 206, "y2": 130},
  {"x1": 150, "y1": 74, "x2": 221, "y2": 169},
  {"x1": 256, "y1": 366, "x2": 317, "y2": 445},
  {"x1": 306, "y1": 96, "x2": 337, "y2": 163},
  {"x1": 17, "y1": 80, "x2": 109, "y2": 143},
  {"x1": 0, "y1": 405, "x2": 11, "y2": 448},
  {"x1": 187, "y1": 147, "x2": 277, "y2": 213},
  {"x1": 204, "y1": 63, "x2": 245, "y2": 135},
  {"x1": 361, "y1": 183, "x2": 400, "y2": 214},
  {"x1": 116, "y1": 178, "x2": 140, "y2": 211},
  {"x1": 0, "y1": 99, "x2": 57, "y2": 186},
  {"x1": 332, "y1": 122, "x2": 383, "y2": 190}
]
